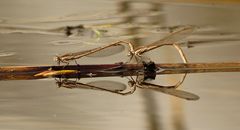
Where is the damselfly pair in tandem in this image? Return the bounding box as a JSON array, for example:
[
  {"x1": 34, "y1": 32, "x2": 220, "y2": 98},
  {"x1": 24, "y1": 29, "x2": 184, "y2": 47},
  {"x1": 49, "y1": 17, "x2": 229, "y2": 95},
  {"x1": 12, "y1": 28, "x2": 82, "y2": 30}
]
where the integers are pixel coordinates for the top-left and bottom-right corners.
[{"x1": 50, "y1": 25, "x2": 240, "y2": 100}]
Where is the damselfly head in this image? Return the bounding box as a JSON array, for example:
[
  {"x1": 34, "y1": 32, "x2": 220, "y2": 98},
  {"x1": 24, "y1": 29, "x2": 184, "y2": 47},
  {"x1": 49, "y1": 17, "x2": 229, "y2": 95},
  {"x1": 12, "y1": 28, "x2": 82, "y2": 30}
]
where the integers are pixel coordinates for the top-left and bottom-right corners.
[
  {"x1": 127, "y1": 52, "x2": 131, "y2": 57},
  {"x1": 127, "y1": 51, "x2": 135, "y2": 57},
  {"x1": 54, "y1": 56, "x2": 62, "y2": 65}
]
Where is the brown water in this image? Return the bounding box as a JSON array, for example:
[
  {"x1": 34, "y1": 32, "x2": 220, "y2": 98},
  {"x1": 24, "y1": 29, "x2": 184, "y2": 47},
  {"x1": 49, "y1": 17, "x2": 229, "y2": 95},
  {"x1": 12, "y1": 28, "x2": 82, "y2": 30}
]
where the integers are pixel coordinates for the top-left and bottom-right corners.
[{"x1": 0, "y1": 1, "x2": 240, "y2": 130}]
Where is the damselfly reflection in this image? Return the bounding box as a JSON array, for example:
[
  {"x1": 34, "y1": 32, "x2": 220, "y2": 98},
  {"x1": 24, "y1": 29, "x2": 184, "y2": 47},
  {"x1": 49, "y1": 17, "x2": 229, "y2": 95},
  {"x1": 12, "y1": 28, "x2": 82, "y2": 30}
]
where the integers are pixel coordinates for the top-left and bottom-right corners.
[
  {"x1": 57, "y1": 79, "x2": 127, "y2": 93},
  {"x1": 57, "y1": 78, "x2": 199, "y2": 100}
]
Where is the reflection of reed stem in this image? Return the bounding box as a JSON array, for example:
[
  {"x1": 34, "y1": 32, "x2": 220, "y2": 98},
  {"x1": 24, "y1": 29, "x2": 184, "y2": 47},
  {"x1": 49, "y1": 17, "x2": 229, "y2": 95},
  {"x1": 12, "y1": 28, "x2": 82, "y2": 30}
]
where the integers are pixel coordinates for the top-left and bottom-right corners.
[
  {"x1": 158, "y1": 62, "x2": 240, "y2": 74},
  {"x1": 170, "y1": 98, "x2": 186, "y2": 130}
]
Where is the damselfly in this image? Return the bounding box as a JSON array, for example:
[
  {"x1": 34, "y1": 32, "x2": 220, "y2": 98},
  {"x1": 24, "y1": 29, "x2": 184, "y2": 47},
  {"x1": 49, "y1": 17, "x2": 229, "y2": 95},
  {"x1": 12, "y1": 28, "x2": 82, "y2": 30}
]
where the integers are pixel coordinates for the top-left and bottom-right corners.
[
  {"x1": 53, "y1": 25, "x2": 200, "y2": 100},
  {"x1": 55, "y1": 25, "x2": 192, "y2": 65}
]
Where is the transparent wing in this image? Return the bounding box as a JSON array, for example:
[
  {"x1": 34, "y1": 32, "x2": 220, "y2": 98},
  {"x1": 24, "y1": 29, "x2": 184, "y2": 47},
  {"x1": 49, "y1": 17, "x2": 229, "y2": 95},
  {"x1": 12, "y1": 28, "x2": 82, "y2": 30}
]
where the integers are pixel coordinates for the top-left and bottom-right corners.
[
  {"x1": 87, "y1": 45, "x2": 125, "y2": 57},
  {"x1": 156, "y1": 87, "x2": 199, "y2": 100},
  {"x1": 140, "y1": 82, "x2": 199, "y2": 100},
  {"x1": 58, "y1": 79, "x2": 127, "y2": 92},
  {"x1": 87, "y1": 80, "x2": 127, "y2": 91},
  {"x1": 58, "y1": 44, "x2": 125, "y2": 60},
  {"x1": 147, "y1": 25, "x2": 194, "y2": 47}
]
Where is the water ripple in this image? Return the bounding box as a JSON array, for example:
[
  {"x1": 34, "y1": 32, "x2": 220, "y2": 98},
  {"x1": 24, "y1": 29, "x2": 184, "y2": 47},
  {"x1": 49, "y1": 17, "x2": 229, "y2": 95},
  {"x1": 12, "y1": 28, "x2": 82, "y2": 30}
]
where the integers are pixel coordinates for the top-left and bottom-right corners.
[
  {"x1": 0, "y1": 51, "x2": 16, "y2": 57},
  {"x1": 0, "y1": 19, "x2": 5, "y2": 23},
  {"x1": 49, "y1": 39, "x2": 98, "y2": 46}
]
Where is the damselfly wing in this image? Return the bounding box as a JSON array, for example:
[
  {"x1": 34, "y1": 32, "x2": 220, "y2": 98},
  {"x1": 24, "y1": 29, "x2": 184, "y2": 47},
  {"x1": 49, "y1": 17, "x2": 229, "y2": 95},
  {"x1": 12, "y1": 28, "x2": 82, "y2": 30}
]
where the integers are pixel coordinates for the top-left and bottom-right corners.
[
  {"x1": 152, "y1": 87, "x2": 199, "y2": 100},
  {"x1": 87, "y1": 80, "x2": 127, "y2": 91},
  {"x1": 145, "y1": 25, "x2": 194, "y2": 48},
  {"x1": 57, "y1": 79, "x2": 127, "y2": 93},
  {"x1": 86, "y1": 44, "x2": 125, "y2": 57},
  {"x1": 139, "y1": 82, "x2": 199, "y2": 100}
]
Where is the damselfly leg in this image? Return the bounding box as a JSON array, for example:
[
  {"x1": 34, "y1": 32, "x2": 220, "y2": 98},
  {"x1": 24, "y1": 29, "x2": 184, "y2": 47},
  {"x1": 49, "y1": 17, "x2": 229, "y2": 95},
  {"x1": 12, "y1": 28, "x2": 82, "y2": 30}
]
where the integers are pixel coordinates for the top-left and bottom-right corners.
[
  {"x1": 135, "y1": 26, "x2": 194, "y2": 88},
  {"x1": 135, "y1": 43, "x2": 189, "y2": 89}
]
